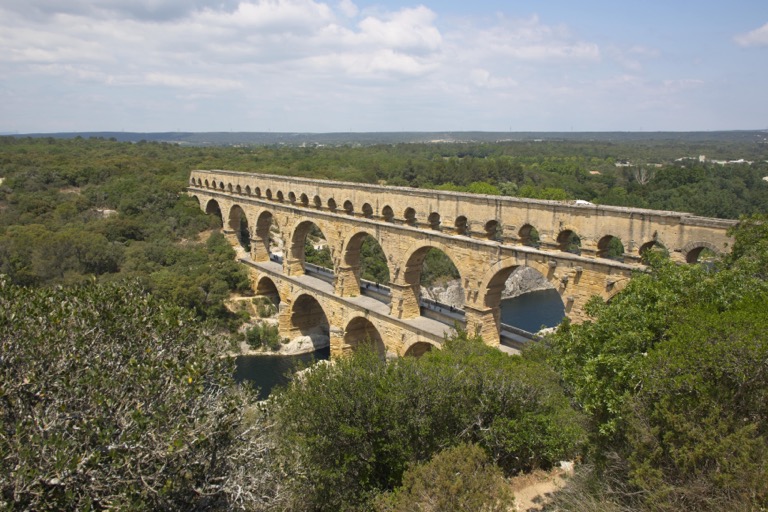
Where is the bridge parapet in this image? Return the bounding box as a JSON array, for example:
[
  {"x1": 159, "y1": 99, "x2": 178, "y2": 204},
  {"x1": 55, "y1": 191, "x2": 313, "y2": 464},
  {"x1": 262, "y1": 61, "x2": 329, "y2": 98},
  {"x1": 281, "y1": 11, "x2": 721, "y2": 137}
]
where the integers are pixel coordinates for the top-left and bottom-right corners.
[{"x1": 190, "y1": 170, "x2": 735, "y2": 263}]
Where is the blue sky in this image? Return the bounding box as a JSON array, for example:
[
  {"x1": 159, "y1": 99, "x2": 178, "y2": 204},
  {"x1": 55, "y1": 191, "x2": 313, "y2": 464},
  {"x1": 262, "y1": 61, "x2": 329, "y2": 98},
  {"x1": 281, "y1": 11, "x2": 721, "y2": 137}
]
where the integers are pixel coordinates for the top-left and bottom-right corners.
[{"x1": 1, "y1": 0, "x2": 766, "y2": 133}]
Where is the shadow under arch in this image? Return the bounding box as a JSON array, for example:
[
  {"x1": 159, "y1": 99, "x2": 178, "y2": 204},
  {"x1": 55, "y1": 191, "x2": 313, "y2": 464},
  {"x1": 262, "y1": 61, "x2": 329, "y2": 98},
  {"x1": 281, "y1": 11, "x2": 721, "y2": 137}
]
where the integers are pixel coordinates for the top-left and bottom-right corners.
[
  {"x1": 255, "y1": 275, "x2": 281, "y2": 307},
  {"x1": 287, "y1": 293, "x2": 330, "y2": 345},
  {"x1": 343, "y1": 316, "x2": 386, "y2": 359},
  {"x1": 682, "y1": 241, "x2": 720, "y2": 264},
  {"x1": 518, "y1": 224, "x2": 540, "y2": 247},
  {"x1": 557, "y1": 229, "x2": 581, "y2": 255},
  {"x1": 204, "y1": 199, "x2": 223, "y2": 228},
  {"x1": 252, "y1": 209, "x2": 280, "y2": 262},
  {"x1": 228, "y1": 204, "x2": 251, "y2": 251},
  {"x1": 597, "y1": 235, "x2": 625, "y2": 262},
  {"x1": 401, "y1": 339, "x2": 439, "y2": 358}
]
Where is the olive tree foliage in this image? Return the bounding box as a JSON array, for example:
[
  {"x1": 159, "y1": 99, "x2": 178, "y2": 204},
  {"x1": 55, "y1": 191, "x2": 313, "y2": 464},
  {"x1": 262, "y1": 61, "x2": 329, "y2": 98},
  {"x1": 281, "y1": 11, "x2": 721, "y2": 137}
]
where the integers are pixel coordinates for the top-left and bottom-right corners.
[
  {"x1": 0, "y1": 279, "x2": 280, "y2": 511},
  {"x1": 272, "y1": 333, "x2": 585, "y2": 511},
  {"x1": 534, "y1": 214, "x2": 768, "y2": 510}
]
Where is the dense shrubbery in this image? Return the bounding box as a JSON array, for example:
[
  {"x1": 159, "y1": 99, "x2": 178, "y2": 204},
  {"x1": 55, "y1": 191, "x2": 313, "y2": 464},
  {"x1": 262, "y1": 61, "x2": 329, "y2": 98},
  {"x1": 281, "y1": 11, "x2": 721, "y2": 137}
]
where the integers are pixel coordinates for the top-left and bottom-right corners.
[
  {"x1": 534, "y1": 215, "x2": 768, "y2": 511},
  {"x1": 0, "y1": 279, "x2": 269, "y2": 510},
  {"x1": 373, "y1": 443, "x2": 515, "y2": 512},
  {"x1": 271, "y1": 333, "x2": 584, "y2": 511}
]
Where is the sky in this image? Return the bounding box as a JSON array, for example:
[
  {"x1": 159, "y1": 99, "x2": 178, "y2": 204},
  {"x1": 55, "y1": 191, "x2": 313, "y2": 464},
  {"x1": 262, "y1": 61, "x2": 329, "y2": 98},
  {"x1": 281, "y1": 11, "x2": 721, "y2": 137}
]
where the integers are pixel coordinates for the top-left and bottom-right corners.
[{"x1": 1, "y1": 0, "x2": 767, "y2": 133}]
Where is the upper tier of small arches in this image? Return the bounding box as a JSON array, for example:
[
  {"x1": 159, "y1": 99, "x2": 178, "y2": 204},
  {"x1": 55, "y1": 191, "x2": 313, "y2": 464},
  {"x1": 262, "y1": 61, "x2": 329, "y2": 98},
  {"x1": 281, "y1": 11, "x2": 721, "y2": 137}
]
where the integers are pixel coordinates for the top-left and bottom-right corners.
[{"x1": 189, "y1": 170, "x2": 735, "y2": 264}]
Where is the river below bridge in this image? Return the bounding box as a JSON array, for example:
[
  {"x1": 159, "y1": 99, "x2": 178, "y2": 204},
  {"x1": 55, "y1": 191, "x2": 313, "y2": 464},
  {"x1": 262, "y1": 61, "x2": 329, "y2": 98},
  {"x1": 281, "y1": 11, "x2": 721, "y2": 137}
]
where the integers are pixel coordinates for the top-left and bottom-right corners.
[{"x1": 234, "y1": 289, "x2": 565, "y2": 398}]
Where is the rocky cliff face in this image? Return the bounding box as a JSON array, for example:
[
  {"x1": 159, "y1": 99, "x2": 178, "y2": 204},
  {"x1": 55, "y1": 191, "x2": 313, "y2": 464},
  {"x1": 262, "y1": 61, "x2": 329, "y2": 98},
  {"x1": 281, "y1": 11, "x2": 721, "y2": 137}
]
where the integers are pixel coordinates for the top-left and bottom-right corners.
[
  {"x1": 501, "y1": 267, "x2": 552, "y2": 299},
  {"x1": 421, "y1": 267, "x2": 552, "y2": 307}
]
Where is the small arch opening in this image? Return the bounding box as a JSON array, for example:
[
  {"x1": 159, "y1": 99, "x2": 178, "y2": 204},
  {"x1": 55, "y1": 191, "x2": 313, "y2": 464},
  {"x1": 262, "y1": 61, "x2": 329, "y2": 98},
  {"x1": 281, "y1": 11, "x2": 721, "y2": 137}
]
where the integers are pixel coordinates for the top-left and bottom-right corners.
[
  {"x1": 557, "y1": 230, "x2": 581, "y2": 255},
  {"x1": 276, "y1": 191, "x2": 284, "y2": 202},
  {"x1": 288, "y1": 191, "x2": 297, "y2": 203},
  {"x1": 204, "y1": 199, "x2": 223, "y2": 228},
  {"x1": 428, "y1": 212, "x2": 441, "y2": 230},
  {"x1": 382, "y1": 205, "x2": 394, "y2": 222},
  {"x1": 597, "y1": 235, "x2": 625, "y2": 262},
  {"x1": 228, "y1": 205, "x2": 251, "y2": 252},
  {"x1": 686, "y1": 245, "x2": 718, "y2": 265},
  {"x1": 265, "y1": 189, "x2": 272, "y2": 200},
  {"x1": 327, "y1": 198, "x2": 337, "y2": 212},
  {"x1": 455, "y1": 216, "x2": 469, "y2": 236},
  {"x1": 313, "y1": 195, "x2": 322, "y2": 209},
  {"x1": 403, "y1": 342, "x2": 434, "y2": 358},
  {"x1": 300, "y1": 193, "x2": 309, "y2": 206},
  {"x1": 245, "y1": 185, "x2": 252, "y2": 195},
  {"x1": 519, "y1": 224, "x2": 540, "y2": 248},
  {"x1": 404, "y1": 207, "x2": 417, "y2": 226},
  {"x1": 485, "y1": 220, "x2": 503, "y2": 241},
  {"x1": 362, "y1": 203, "x2": 374, "y2": 219},
  {"x1": 343, "y1": 200, "x2": 354, "y2": 215},
  {"x1": 639, "y1": 240, "x2": 669, "y2": 262}
]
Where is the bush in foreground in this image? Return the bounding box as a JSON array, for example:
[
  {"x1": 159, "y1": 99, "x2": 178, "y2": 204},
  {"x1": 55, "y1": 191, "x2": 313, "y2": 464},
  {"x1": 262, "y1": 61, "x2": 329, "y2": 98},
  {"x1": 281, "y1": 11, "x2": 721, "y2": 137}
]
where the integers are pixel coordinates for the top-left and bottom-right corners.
[
  {"x1": 0, "y1": 279, "x2": 269, "y2": 510},
  {"x1": 374, "y1": 443, "x2": 515, "y2": 512},
  {"x1": 272, "y1": 333, "x2": 584, "y2": 511}
]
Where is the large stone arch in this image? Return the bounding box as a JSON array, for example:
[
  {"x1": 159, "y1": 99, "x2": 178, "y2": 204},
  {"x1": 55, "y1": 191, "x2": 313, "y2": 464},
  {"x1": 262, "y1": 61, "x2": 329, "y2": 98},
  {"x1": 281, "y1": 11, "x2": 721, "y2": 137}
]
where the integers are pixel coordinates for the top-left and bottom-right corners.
[
  {"x1": 478, "y1": 258, "x2": 561, "y2": 309},
  {"x1": 228, "y1": 204, "x2": 251, "y2": 251},
  {"x1": 391, "y1": 240, "x2": 465, "y2": 319},
  {"x1": 252, "y1": 209, "x2": 280, "y2": 262},
  {"x1": 204, "y1": 198, "x2": 223, "y2": 228},
  {"x1": 338, "y1": 230, "x2": 393, "y2": 297},
  {"x1": 342, "y1": 316, "x2": 386, "y2": 358},
  {"x1": 286, "y1": 218, "x2": 335, "y2": 277},
  {"x1": 472, "y1": 258, "x2": 564, "y2": 345},
  {"x1": 681, "y1": 240, "x2": 720, "y2": 264},
  {"x1": 284, "y1": 293, "x2": 330, "y2": 343}
]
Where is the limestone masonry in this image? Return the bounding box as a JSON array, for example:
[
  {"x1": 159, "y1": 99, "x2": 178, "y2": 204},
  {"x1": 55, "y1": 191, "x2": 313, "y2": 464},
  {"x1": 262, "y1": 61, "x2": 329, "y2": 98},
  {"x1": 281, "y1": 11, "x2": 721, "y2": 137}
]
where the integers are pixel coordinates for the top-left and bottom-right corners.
[{"x1": 189, "y1": 170, "x2": 736, "y2": 358}]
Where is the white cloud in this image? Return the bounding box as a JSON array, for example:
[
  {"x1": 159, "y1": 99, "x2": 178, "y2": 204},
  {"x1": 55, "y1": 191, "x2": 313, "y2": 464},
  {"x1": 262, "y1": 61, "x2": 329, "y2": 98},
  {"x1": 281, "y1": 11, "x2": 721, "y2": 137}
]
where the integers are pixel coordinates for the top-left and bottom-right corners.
[
  {"x1": 336, "y1": 0, "x2": 357, "y2": 18},
  {"x1": 734, "y1": 22, "x2": 768, "y2": 47}
]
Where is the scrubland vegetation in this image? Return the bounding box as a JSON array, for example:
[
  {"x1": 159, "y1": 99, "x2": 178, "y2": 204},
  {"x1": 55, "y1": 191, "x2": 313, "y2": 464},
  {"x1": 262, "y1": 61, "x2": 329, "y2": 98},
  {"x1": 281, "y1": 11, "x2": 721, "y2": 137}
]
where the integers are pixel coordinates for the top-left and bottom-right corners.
[{"x1": 0, "y1": 136, "x2": 767, "y2": 510}]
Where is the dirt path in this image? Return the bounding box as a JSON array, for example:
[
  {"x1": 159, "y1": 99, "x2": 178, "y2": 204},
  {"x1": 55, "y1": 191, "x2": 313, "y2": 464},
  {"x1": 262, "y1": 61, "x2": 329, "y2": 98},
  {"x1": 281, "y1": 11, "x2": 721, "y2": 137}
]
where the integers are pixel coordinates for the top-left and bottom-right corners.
[{"x1": 509, "y1": 464, "x2": 572, "y2": 511}]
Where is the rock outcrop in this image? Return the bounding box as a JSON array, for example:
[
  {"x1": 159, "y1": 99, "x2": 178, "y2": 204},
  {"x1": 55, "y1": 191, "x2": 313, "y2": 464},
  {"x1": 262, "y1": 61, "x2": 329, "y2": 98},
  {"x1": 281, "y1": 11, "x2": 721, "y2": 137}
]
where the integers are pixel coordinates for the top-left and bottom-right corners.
[{"x1": 421, "y1": 267, "x2": 552, "y2": 307}]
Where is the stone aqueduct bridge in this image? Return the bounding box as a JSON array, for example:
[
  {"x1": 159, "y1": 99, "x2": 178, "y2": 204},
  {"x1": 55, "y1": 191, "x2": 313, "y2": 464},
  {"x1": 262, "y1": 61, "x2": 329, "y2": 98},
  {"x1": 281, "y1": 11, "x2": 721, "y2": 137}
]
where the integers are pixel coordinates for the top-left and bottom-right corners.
[{"x1": 189, "y1": 170, "x2": 736, "y2": 357}]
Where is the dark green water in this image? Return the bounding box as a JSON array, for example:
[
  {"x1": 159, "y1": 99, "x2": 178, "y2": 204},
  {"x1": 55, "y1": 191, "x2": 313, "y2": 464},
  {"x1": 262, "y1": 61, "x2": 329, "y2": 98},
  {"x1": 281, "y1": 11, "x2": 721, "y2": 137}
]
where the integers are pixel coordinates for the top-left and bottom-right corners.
[
  {"x1": 234, "y1": 346, "x2": 330, "y2": 399},
  {"x1": 499, "y1": 288, "x2": 565, "y2": 333}
]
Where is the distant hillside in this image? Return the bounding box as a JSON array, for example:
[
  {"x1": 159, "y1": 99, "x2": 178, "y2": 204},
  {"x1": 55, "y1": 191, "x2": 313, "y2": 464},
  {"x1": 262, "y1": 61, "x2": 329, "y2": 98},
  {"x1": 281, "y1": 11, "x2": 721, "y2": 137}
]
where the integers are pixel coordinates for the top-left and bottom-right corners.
[{"x1": 12, "y1": 130, "x2": 768, "y2": 147}]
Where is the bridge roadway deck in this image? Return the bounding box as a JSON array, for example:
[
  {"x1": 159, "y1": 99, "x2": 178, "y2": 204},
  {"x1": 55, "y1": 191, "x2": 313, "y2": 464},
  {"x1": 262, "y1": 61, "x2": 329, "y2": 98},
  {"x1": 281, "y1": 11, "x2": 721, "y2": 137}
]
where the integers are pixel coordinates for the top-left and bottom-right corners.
[{"x1": 241, "y1": 257, "x2": 521, "y2": 356}]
